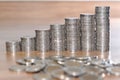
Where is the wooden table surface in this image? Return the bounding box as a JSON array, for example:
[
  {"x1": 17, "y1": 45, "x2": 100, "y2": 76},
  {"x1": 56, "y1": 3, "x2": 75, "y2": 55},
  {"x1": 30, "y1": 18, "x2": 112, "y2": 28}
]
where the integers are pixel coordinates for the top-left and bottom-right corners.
[{"x1": 0, "y1": 50, "x2": 119, "y2": 80}]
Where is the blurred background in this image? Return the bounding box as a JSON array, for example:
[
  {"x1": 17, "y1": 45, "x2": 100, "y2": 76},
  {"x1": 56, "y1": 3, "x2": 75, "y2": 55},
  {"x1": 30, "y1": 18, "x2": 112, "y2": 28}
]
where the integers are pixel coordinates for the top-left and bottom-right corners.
[{"x1": 0, "y1": 1, "x2": 120, "y2": 60}]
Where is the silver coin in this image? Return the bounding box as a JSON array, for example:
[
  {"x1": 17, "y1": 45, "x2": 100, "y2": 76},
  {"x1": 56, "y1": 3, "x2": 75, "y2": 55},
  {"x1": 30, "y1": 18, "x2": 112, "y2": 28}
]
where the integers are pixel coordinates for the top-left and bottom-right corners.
[
  {"x1": 80, "y1": 72, "x2": 103, "y2": 80},
  {"x1": 35, "y1": 29, "x2": 50, "y2": 52},
  {"x1": 95, "y1": 6, "x2": 110, "y2": 52},
  {"x1": 63, "y1": 66, "x2": 85, "y2": 77},
  {"x1": 16, "y1": 57, "x2": 40, "y2": 66},
  {"x1": 106, "y1": 66, "x2": 120, "y2": 76},
  {"x1": 50, "y1": 55, "x2": 68, "y2": 65},
  {"x1": 51, "y1": 69, "x2": 70, "y2": 80},
  {"x1": 84, "y1": 65, "x2": 104, "y2": 75},
  {"x1": 80, "y1": 13, "x2": 96, "y2": 52},
  {"x1": 9, "y1": 65, "x2": 26, "y2": 72},
  {"x1": 6, "y1": 41, "x2": 20, "y2": 55},
  {"x1": 64, "y1": 59, "x2": 84, "y2": 67},
  {"x1": 21, "y1": 36, "x2": 35, "y2": 52},
  {"x1": 33, "y1": 72, "x2": 52, "y2": 80},
  {"x1": 44, "y1": 64, "x2": 62, "y2": 73},
  {"x1": 91, "y1": 59, "x2": 112, "y2": 68},
  {"x1": 25, "y1": 64, "x2": 45, "y2": 73}
]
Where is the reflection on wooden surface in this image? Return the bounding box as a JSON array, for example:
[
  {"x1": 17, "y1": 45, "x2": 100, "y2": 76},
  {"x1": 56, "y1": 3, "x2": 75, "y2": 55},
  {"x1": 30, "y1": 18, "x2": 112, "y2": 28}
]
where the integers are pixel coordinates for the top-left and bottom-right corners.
[{"x1": 0, "y1": 50, "x2": 112, "y2": 80}]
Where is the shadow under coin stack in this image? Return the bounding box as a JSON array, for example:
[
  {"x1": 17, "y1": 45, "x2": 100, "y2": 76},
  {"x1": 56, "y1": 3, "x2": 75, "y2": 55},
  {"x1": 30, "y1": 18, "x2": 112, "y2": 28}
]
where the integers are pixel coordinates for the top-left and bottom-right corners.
[
  {"x1": 80, "y1": 14, "x2": 96, "y2": 54},
  {"x1": 21, "y1": 36, "x2": 35, "y2": 57},
  {"x1": 50, "y1": 24, "x2": 66, "y2": 56},
  {"x1": 35, "y1": 30, "x2": 50, "y2": 53},
  {"x1": 65, "y1": 18, "x2": 81, "y2": 57},
  {"x1": 95, "y1": 6, "x2": 110, "y2": 53}
]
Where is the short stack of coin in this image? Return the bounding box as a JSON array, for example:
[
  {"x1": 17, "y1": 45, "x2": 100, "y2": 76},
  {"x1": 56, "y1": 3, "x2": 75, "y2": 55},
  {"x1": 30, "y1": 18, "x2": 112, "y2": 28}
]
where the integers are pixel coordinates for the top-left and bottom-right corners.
[
  {"x1": 21, "y1": 36, "x2": 35, "y2": 54},
  {"x1": 65, "y1": 17, "x2": 81, "y2": 55},
  {"x1": 6, "y1": 41, "x2": 20, "y2": 55},
  {"x1": 35, "y1": 30, "x2": 50, "y2": 52},
  {"x1": 95, "y1": 6, "x2": 110, "y2": 52},
  {"x1": 50, "y1": 24, "x2": 66, "y2": 55},
  {"x1": 80, "y1": 14, "x2": 96, "y2": 52}
]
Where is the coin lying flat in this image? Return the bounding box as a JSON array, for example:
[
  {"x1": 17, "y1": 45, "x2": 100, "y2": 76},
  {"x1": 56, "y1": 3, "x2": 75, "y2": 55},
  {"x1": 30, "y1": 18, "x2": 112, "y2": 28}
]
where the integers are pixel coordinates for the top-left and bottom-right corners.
[
  {"x1": 33, "y1": 72, "x2": 52, "y2": 80},
  {"x1": 16, "y1": 59, "x2": 33, "y2": 66},
  {"x1": 50, "y1": 55, "x2": 69, "y2": 65},
  {"x1": 51, "y1": 69, "x2": 70, "y2": 80},
  {"x1": 84, "y1": 65, "x2": 104, "y2": 75},
  {"x1": 9, "y1": 65, "x2": 26, "y2": 72},
  {"x1": 44, "y1": 64, "x2": 62, "y2": 73},
  {"x1": 25, "y1": 64, "x2": 45, "y2": 73},
  {"x1": 80, "y1": 72, "x2": 103, "y2": 80},
  {"x1": 16, "y1": 57, "x2": 41, "y2": 66},
  {"x1": 64, "y1": 66, "x2": 85, "y2": 77},
  {"x1": 64, "y1": 59, "x2": 84, "y2": 67},
  {"x1": 90, "y1": 59, "x2": 112, "y2": 68},
  {"x1": 106, "y1": 66, "x2": 120, "y2": 76}
]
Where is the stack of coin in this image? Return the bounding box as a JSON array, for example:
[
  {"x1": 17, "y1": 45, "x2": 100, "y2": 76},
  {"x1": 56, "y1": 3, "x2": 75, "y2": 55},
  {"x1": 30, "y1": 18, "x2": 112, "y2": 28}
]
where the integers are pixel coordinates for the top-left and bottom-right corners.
[
  {"x1": 21, "y1": 36, "x2": 35, "y2": 56},
  {"x1": 50, "y1": 24, "x2": 66, "y2": 55},
  {"x1": 65, "y1": 17, "x2": 81, "y2": 56},
  {"x1": 6, "y1": 41, "x2": 20, "y2": 55},
  {"x1": 35, "y1": 30, "x2": 50, "y2": 52},
  {"x1": 95, "y1": 6, "x2": 110, "y2": 52},
  {"x1": 80, "y1": 13, "x2": 96, "y2": 52}
]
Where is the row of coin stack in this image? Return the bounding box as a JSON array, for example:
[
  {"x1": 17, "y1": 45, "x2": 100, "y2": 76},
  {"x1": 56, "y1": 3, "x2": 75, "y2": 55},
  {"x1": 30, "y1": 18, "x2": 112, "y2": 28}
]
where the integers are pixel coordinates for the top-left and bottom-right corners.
[
  {"x1": 6, "y1": 6, "x2": 110, "y2": 59},
  {"x1": 7, "y1": 6, "x2": 118, "y2": 80}
]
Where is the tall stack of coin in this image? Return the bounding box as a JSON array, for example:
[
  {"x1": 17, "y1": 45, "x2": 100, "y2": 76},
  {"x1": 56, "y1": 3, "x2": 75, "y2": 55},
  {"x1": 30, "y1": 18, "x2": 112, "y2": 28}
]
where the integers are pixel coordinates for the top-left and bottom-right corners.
[
  {"x1": 95, "y1": 6, "x2": 110, "y2": 52},
  {"x1": 80, "y1": 14, "x2": 96, "y2": 53},
  {"x1": 21, "y1": 36, "x2": 35, "y2": 56},
  {"x1": 50, "y1": 24, "x2": 66, "y2": 55},
  {"x1": 35, "y1": 30, "x2": 50, "y2": 52},
  {"x1": 65, "y1": 17, "x2": 80, "y2": 56},
  {"x1": 6, "y1": 41, "x2": 20, "y2": 55}
]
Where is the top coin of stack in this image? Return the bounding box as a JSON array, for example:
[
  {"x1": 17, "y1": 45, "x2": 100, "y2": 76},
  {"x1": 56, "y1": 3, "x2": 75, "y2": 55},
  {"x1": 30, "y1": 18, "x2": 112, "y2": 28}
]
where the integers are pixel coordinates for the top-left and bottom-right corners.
[
  {"x1": 95, "y1": 6, "x2": 110, "y2": 52},
  {"x1": 50, "y1": 24, "x2": 66, "y2": 55},
  {"x1": 80, "y1": 13, "x2": 96, "y2": 52},
  {"x1": 65, "y1": 17, "x2": 81, "y2": 56}
]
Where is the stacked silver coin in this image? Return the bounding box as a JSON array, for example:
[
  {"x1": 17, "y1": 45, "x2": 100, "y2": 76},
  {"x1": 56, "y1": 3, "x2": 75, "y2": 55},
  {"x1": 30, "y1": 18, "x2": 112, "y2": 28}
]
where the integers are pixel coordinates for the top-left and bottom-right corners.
[
  {"x1": 6, "y1": 41, "x2": 20, "y2": 55},
  {"x1": 95, "y1": 6, "x2": 110, "y2": 52},
  {"x1": 35, "y1": 30, "x2": 50, "y2": 52},
  {"x1": 21, "y1": 36, "x2": 35, "y2": 54},
  {"x1": 50, "y1": 24, "x2": 66, "y2": 55},
  {"x1": 80, "y1": 14, "x2": 96, "y2": 52},
  {"x1": 65, "y1": 17, "x2": 81, "y2": 55}
]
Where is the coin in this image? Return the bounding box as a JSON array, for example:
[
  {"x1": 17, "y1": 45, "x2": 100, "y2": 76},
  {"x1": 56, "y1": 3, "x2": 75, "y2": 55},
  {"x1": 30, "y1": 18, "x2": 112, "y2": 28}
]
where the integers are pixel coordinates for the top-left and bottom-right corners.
[
  {"x1": 95, "y1": 6, "x2": 110, "y2": 52},
  {"x1": 51, "y1": 69, "x2": 70, "y2": 80},
  {"x1": 65, "y1": 17, "x2": 81, "y2": 54},
  {"x1": 64, "y1": 66, "x2": 85, "y2": 77},
  {"x1": 35, "y1": 29, "x2": 50, "y2": 52},
  {"x1": 80, "y1": 72, "x2": 103, "y2": 80},
  {"x1": 21, "y1": 36, "x2": 35, "y2": 52},
  {"x1": 44, "y1": 64, "x2": 62, "y2": 73},
  {"x1": 80, "y1": 13, "x2": 96, "y2": 52},
  {"x1": 106, "y1": 66, "x2": 120, "y2": 76},
  {"x1": 6, "y1": 41, "x2": 20, "y2": 55},
  {"x1": 33, "y1": 72, "x2": 52, "y2": 80},
  {"x1": 25, "y1": 64, "x2": 45, "y2": 73},
  {"x1": 9, "y1": 65, "x2": 26, "y2": 72}
]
